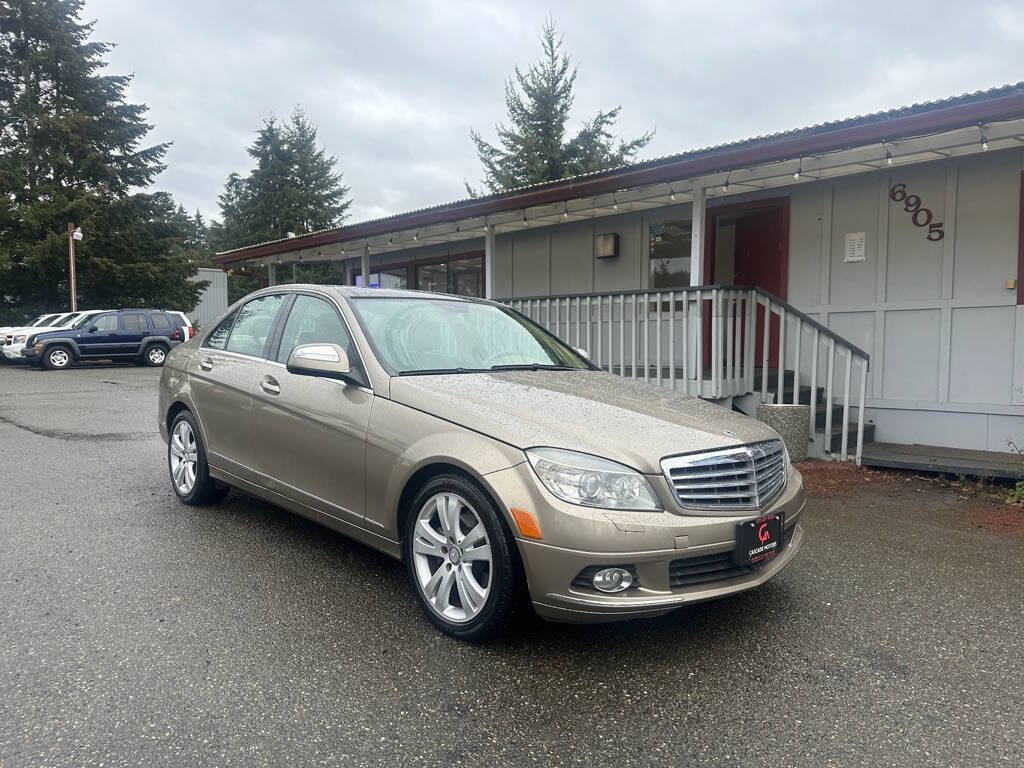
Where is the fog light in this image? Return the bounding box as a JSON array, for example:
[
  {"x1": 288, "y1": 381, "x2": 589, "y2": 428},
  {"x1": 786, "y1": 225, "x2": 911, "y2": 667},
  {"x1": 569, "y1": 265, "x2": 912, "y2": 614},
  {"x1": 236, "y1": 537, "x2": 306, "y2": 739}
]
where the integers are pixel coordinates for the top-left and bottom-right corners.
[{"x1": 592, "y1": 567, "x2": 633, "y2": 593}]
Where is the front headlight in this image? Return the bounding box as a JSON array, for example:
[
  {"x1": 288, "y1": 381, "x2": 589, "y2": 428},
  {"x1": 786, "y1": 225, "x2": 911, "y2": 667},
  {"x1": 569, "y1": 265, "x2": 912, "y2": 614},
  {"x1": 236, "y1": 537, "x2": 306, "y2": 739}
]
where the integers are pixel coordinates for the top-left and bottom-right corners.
[
  {"x1": 13, "y1": 334, "x2": 26, "y2": 343},
  {"x1": 526, "y1": 447, "x2": 662, "y2": 511}
]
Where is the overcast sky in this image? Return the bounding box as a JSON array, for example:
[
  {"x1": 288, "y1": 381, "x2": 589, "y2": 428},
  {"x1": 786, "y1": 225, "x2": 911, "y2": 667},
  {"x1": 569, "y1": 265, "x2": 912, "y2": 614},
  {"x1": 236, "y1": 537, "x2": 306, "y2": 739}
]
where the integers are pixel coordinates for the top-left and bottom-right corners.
[{"x1": 83, "y1": 0, "x2": 1024, "y2": 225}]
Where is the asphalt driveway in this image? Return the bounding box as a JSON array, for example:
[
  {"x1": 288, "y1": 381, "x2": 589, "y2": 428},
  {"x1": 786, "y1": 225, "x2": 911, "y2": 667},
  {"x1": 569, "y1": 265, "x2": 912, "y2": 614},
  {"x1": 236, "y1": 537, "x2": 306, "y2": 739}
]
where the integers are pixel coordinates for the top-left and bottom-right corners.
[{"x1": 0, "y1": 363, "x2": 1021, "y2": 767}]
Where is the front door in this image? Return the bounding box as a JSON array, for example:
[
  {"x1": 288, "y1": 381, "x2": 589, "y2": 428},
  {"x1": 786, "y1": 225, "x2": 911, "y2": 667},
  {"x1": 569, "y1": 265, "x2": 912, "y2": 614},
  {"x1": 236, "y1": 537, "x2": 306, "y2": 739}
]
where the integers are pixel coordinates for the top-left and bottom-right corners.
[
  {"x1": 78, "y1": 312, "x2": 121, "y2": 357},
  {"x1": 708, "y1": 200, "x2": 788, "y2": 369},
  {"x1": 249, "y1": 293, "x2": 372, "y2": 524},
  {"x1": 119, "y1": 311, "x2": 150, "y2": 355}
]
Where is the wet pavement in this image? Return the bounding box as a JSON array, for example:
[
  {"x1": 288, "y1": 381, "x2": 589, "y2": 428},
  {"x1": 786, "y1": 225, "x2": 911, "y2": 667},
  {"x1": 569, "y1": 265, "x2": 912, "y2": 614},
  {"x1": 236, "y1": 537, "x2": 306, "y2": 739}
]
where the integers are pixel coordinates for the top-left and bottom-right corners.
[{"x1": 1, "y1": 363, "x2": 1022, "y2": 767}]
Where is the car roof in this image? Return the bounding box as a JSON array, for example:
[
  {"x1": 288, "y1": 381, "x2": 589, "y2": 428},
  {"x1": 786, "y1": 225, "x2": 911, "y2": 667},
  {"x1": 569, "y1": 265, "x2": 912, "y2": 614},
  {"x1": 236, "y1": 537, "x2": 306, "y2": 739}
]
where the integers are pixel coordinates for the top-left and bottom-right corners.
[{"x1": 275, "y1": 284, "x2": 483, "y2": 303}]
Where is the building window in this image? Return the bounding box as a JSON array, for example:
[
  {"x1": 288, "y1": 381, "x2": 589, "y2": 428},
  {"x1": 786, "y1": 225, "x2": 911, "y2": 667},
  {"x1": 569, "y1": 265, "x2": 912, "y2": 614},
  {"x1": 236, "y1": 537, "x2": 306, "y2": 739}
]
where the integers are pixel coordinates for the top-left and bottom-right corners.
[
  {"x1": 355, "y1": 266, "x2": 408, "y2": 290},
  {"x1": 649, "y1": 219, "x2": 692, "y2": 289},
  {"x1": 353, "y1": 253, "x2": 483, "y2": 297},
  {"x1": 416, "y1": 256, "x2": 482, "y2": 297}
]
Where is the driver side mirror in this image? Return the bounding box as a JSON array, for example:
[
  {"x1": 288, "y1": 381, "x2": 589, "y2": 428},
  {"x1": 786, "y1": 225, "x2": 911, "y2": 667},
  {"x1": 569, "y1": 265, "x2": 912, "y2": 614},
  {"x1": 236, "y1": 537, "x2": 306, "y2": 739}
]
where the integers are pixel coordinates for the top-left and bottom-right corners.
[
  {"x1": 88, "y1": 325, "x2": 99, "y2": 333},
  {"x1": 574, "y1": 347, "x2": 589, "y2": 359},
  {"x1": 287, "y1": 343, "x2": 353, "y2": 382}
]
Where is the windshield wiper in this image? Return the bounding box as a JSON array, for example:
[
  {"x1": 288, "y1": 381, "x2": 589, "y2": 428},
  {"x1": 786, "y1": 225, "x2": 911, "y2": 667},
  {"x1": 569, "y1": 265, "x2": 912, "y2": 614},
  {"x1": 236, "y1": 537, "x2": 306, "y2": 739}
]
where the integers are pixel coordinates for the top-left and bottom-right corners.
[
  {"x1": 397, "y1": 367, "x2": 491, "y2": 376},
  {"x1": 489, "y1": 363, "x2": 575, "y2": 371}
]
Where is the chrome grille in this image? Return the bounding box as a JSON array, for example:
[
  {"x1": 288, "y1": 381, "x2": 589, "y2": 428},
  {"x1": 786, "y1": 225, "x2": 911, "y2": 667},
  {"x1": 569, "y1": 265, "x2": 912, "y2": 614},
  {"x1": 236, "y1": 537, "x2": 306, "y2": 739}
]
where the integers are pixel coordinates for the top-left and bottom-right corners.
[{"x1": 661, "y1": 440, "x2": 786, "y2": 510}]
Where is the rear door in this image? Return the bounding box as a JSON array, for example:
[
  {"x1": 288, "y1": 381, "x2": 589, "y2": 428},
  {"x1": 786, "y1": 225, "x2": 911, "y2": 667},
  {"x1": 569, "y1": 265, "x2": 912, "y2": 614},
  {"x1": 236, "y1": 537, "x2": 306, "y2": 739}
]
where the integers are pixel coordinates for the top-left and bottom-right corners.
[
  {"x1": 248, "y1": 292, "x2": 373, "y2": 524},
  {"x1": 188, "y1": 293, "x2": 287, "y2": 481},
  {"x1": 118, "y1": 312, "x2": 149, "y2": 355}
]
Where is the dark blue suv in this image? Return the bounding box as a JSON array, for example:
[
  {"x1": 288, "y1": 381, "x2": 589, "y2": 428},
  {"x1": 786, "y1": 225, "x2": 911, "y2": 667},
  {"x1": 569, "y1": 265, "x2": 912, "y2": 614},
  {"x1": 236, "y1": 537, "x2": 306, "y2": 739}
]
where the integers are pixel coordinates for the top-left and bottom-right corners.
[{"x1": 25, "y1": 309, "x2": 185, "y2": 370}]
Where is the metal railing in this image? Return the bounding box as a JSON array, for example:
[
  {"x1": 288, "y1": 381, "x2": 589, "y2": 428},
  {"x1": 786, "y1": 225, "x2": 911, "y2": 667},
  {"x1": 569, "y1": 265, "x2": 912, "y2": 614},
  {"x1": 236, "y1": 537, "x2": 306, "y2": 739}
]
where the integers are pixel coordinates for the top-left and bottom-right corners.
[{"x1": 501, "y1": 285, "x2": 870, "y2": 463}]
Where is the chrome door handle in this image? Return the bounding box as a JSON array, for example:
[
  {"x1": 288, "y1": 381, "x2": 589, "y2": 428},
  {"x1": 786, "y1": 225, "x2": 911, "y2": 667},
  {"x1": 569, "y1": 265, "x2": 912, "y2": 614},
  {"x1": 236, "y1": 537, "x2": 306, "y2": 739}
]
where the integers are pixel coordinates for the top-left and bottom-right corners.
[
  {"x1": 260, "y1": 376, "x2": 280, "y2": 395},
  {"x1": 199, "y1": 358, "x2": 213, "y2": 371}
]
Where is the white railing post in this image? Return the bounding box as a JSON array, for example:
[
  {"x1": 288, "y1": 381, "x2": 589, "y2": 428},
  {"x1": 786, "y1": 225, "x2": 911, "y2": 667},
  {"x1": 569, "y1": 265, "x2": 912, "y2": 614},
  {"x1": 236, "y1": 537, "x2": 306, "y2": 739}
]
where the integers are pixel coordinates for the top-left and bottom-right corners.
[
  {"x1": 656, "y1": 292, "x2": 663, "y2": 386},
  {"x1": 856, "y1": 356, "x2": 868, "y2": 464},
  {"x1": 668, "y1": 291, "x2": 675, "y2": 390},
  {"x1": 840, "y1": 348, "x2": 852, "y2": 462},
  {"x1": 777, "y1": 306, "x2": 786, "y2": 402},
  {"x1": 824, "y1": 338, "x2": 835, "y2": 454},
  {"x1": 809, "y1": 328, "x2": 819, "y2": 439},
  {"x1": 745, "y1": 290, "x2": 756, "y2": 393},
  {"x1": 695, "y1": 290, "x2": 703, "y2": 395},
  {"x1": 792, "y1": 317, "x2": 802, "y2": 405},
  {"x1": 618, "y1": 294, "x2": 625, "y2": 377},
  {"x1": 761, "y1": 297, "x2": 770, "y2": 402}
]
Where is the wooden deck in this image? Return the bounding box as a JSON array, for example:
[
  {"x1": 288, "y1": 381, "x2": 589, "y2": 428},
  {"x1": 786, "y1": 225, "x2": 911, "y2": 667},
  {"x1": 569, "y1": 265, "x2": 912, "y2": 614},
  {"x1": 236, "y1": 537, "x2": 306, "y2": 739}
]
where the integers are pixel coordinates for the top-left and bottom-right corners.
[{"x1": 861, "y1": 442, "x2": 1024, "y2": 479}]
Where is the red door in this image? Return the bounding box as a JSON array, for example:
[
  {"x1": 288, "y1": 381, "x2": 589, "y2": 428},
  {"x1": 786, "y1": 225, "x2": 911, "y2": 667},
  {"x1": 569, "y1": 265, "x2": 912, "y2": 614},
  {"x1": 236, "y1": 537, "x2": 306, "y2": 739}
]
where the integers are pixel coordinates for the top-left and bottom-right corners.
[{"x1": 706, "y1": 200, "x2": 788, "y2": 370}]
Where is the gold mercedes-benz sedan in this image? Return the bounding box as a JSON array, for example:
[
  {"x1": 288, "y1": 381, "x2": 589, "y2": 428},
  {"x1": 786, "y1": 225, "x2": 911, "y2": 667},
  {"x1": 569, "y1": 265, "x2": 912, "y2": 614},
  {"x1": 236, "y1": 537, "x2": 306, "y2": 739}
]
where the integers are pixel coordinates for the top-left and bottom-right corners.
[{"x1": 158, "y1": 285, "x2": 804, "y2": 640}]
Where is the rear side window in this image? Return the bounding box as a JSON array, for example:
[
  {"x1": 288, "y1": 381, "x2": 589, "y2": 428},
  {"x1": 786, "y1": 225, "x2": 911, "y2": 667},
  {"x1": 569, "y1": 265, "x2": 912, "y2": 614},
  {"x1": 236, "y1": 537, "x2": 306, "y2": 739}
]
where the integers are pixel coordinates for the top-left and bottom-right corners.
[
  {"x1": 204, "y1": 310, "x2": 238, "y2": 350},
  {"x1": 226, "y1": 294, "x2": 285, "y2": 357},
  {"x1": 122, "y1": 313, "x2": 148, "y2": 331},
  {"x1": 151, "y1": 313, "x2": 171, "y2": 330}
]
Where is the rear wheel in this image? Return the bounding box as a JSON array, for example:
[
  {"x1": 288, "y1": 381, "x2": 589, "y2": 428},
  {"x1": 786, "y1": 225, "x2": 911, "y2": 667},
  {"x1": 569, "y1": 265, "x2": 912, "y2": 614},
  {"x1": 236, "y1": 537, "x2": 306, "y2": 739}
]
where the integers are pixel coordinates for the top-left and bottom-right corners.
[
  {"x1": 168, "y1": 410, "x2": 229, "y2": 506},
  {"x1": 42, "y1": 345, "x2": 73, "y2": 371},
  {"x1": 143, "y1": 343, "x2": 168, "y2": 367},
  {"x1": 403, "y1": 473, "x2": 523, "y2": 641}
]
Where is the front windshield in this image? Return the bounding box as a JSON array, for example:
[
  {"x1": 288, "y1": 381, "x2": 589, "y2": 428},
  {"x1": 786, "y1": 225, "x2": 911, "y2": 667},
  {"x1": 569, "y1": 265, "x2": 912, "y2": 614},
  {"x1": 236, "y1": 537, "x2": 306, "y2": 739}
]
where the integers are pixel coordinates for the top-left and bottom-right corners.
[
  {"x1": 39, "y1": 314, "x2": 61, "y2": 326},
  {"x1": 51, "y1": 313, "x2": 75, "y2": 326},
  {"x1": 350, "y1": 296, "x2": 591, "y2": 375}
]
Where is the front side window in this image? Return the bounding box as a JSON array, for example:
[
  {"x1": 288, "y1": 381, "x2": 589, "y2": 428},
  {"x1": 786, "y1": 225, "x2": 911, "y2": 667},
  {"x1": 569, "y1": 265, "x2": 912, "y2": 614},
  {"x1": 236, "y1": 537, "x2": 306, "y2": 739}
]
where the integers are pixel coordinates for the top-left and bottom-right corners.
[
  {"x1": 350, "y1": 297, "x2": 589, "y2": 375},
  {"x1": 122, "y1": 313, "x2": 147, "y2": 331},
  {"x1": 276, "y1": 295, "x2": 352, "y2": 363},
  {"x1": 224, "y1": 294, "x2": 285, "y2": 357},
  {"x1": 649, "y1": 219, "x2": 693, "y2": 289},
  {"x1": 91, "y1": 314, "x2": 118, "y2": 332}
]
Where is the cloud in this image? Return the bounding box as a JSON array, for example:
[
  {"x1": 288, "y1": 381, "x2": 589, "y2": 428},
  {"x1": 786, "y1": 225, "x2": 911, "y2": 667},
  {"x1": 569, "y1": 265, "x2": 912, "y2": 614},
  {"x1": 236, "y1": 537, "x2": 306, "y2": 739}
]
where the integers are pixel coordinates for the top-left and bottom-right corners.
[{"x1": 82, "y1": 0, "x2": 1024, "y2": 224}]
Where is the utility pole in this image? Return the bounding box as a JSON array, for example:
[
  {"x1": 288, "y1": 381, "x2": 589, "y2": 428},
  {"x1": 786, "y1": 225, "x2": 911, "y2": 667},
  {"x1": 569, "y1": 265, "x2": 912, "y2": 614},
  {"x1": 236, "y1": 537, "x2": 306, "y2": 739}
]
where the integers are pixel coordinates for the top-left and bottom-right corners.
[{"x1": 67, "y1": 223, "x2": 82, "y2": 312}]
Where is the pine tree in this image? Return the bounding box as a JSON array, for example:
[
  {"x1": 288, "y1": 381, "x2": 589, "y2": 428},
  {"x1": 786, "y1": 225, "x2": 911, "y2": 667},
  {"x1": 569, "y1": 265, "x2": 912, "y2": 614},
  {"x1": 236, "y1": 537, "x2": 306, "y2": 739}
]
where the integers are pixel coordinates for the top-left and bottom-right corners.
[
  {"x1": 0, "y1": 0, "x2": 204, "y2": 316},
  {"x1": 468, "y1": 19, "x2": 653, "y2": 195},
  {"x1": 209, "y1": 107, "x2": 351, "y2": 290}
]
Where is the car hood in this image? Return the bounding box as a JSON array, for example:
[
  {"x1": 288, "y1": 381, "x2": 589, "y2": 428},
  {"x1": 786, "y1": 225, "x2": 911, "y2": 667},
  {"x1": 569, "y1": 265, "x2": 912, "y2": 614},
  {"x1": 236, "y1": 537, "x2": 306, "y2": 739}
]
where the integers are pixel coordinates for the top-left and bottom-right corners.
[{"x1": 388, "y1": 370, "x2": 780, "y2": 474}]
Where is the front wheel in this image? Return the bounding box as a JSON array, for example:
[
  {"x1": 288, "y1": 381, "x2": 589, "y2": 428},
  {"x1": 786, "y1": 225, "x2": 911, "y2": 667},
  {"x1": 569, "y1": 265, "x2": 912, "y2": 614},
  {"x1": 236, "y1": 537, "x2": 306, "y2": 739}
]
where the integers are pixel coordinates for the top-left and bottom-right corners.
[
  {"x1": 42, "y1": 345, "x2": 73, "y2": 370},
  {"x1": 403, "y1": 474, "x2": 524, "y2": 641},
  {"x1": 168, "y1": 410, "x2": 229, "y2": 506}
]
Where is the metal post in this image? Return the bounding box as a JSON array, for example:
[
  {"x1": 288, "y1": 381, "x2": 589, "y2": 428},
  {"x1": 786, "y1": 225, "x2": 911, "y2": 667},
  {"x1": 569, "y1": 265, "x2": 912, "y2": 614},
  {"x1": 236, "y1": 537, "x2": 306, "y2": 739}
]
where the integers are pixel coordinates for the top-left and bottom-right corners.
[
  {"x1": 824, "y1": 339, "x2": 835, "y2": 454},
  {"x1": 856, "y1": 357, "x2": 868, "y2": 464},
  {"x1": 484, "y1": 224, "x2": 495, "y2": 299},
  {"x1": 67, "y1": 223, "x2": 78, "y2": 312},
  {"x1": 360, "y1": 247, "x2": 371, "y2": 289},
  {"x1": 690, "y1": 187, "x2": 705, "y2": 288},
  {"x1": 809, "y1": 329, "x2": 819, "y2": 439},
  {"x1": 267, "y1": 263, "x2": 277, "y2": 287}
]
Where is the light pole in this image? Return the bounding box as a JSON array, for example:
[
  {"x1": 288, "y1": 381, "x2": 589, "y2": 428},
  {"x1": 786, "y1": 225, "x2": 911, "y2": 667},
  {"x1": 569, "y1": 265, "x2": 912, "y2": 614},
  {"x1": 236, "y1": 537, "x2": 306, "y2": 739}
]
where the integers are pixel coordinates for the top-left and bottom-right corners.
[{"x1": 67, "y1": 223, "x2": 83, "y2": 312}]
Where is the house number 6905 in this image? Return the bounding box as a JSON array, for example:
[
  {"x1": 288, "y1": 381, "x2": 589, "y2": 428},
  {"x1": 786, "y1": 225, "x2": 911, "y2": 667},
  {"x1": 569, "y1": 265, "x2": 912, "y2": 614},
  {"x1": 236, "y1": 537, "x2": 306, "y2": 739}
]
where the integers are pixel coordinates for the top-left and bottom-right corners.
[{"x1": 889, "y1": 183, "x2": 944, "y2": 241}]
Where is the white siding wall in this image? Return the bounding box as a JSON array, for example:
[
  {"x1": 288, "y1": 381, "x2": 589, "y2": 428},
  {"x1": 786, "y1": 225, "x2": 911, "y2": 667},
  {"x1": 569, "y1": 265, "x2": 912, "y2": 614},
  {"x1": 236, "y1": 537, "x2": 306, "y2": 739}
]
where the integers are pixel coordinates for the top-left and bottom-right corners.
[{"x1": 786, "y1": 148, "x2": 1024, "y2": 452}]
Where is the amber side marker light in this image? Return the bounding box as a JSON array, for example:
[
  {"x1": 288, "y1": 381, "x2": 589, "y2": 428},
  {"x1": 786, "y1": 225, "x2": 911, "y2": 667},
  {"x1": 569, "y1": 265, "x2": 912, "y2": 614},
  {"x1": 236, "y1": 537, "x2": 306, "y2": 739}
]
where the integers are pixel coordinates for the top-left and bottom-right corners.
[{"x1": 510, "y1": 508, "x2": 542, "y2": 540}]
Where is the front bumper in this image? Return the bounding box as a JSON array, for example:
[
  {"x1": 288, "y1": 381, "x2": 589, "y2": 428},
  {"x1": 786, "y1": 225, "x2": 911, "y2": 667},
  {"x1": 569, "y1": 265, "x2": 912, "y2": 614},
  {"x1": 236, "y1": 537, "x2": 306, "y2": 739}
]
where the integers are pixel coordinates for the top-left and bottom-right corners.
[
  {"x1": 2, "y1": 343, "x2": 27, "y2": 361},
  {"x1": 482, "y1": 463, "x2": 806, "y2": 624}
]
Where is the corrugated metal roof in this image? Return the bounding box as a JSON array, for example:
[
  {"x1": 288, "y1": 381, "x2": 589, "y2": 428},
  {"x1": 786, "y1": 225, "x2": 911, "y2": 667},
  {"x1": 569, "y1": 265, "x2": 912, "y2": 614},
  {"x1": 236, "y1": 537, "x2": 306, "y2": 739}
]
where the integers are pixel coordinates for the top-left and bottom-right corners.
[{"x1": 216, "y1": 81, "x2": 1024, "y2": 259}]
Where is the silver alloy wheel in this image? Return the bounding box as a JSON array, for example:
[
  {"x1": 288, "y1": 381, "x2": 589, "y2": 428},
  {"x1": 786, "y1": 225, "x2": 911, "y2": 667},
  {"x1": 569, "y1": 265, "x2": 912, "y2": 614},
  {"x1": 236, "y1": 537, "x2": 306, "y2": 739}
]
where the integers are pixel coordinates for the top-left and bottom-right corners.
[
  {"x1": 148, "y1": 345, "x2": 166, "y2": 364},
  {"x1": 169, "y1": 420, "x2": 198, "y2": 495},
  {"x1": 48, "y1": 348, "x2": 69, "y2": 368},
  {"x1": 412, "y1": 492, "x2": 492, "y2": 623}
]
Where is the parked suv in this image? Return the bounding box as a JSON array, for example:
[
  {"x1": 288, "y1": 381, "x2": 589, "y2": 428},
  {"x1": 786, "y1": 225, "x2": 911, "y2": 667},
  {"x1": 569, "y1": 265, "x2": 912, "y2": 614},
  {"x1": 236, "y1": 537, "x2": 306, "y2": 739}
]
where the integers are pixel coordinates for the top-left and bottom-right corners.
[{"x1": 25, "y1": 309, "x2": 186, "y2": 370}]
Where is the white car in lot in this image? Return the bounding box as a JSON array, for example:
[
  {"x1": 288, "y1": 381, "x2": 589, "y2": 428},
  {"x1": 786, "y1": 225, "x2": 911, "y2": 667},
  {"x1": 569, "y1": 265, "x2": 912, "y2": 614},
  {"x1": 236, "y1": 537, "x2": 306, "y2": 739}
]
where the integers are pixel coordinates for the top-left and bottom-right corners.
[
  {"x1": 0, "y1": 313, "x2": 64, "y2": 347},
  {"x1": 1, "y1": 310, "x2": 106, "y2": 363}
]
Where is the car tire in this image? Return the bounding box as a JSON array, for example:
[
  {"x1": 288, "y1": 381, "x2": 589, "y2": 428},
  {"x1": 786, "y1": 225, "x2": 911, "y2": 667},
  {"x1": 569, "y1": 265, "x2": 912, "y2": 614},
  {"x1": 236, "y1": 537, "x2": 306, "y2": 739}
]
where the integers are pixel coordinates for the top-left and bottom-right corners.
[
  {"x1": 168, "y1": 410, "x2": 229, "y2": 506},
  {"x1": 403, "y1": 473, "x2": 524, "y2": 642},
  {"x1": 143, "y1": 343, "x2": 168, "y2": 367},
  {"x1": 42, "y1": 344, "x2": 73, "y2": 371}
]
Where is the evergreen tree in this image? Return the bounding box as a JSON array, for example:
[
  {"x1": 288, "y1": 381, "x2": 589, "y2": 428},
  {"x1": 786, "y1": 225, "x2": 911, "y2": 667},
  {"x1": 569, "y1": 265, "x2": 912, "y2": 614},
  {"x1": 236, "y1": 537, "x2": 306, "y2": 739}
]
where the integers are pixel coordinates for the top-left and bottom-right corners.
[
  {"x1": 209, "y1": 108, "x2": 351, "y2": 292},
  {"x1": 468, "y1": 19, "x2": 653, "y2": 195},
  {"x1": 0, "y1": 0, "x2": 203, "y2": 316}
]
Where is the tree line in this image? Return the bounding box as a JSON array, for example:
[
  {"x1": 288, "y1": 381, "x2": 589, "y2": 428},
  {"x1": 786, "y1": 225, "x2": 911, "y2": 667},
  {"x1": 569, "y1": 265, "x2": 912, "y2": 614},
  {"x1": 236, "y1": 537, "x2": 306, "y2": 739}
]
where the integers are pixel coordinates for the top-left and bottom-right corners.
[{"x1": 0, "y1": 4, "x2": 651, "y2": 319}]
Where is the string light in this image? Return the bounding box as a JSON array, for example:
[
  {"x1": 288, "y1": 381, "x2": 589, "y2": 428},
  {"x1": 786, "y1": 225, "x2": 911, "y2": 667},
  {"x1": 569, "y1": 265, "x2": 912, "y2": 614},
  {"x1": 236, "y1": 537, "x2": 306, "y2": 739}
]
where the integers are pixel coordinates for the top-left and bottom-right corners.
[
  {"x1": 723, "y1": 171, "x2": 731, "y2": 193},
  {"x1": 563, "y1": 203, "x2": 569, "y2": 219},
  {"x1": 883, "y1": 140, "x2": 894, "y2": 166},
  {"x1": 522, "y1": 214, "x2": 529, "y2": 227},
  {"x1": 980, "y1": 125, "x2": 989, "y2": 151},
  {"x1": 413, "y1": 231, "x2": 419, "y2": 241},
  {"x1": 612, "y1": 193, "x2": 619, "y2": 210},
  {"x1": 793, "y1": 158, "x2": 802, "y2": 180}
]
